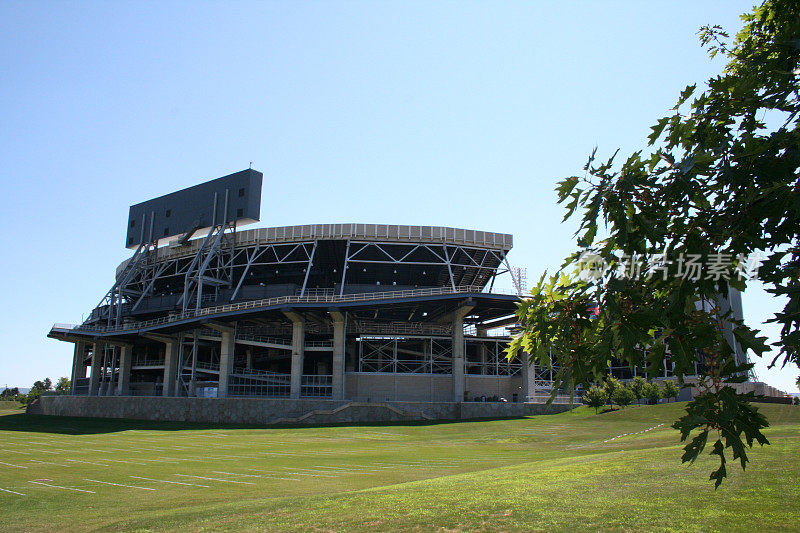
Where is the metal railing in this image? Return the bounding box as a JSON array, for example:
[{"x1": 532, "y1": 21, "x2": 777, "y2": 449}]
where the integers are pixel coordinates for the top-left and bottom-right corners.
[
  {"x1": 228, "y1": 372, "x2": 291, "y2": 397},
  {"x1": 131, "y1": 357, "x2": 165, "y2": 367},
  {"x1": 301, "y1": 374, "x2": 332, "y2": 397},
  {"x1": 56, "y1": 285, "x2": 512, "y2": 335}
]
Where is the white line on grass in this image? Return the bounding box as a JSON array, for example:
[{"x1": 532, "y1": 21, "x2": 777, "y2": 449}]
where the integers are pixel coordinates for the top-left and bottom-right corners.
[
  {"x1": 104, "y1": 459, "x2": 149, "y2": 466},
  {"x1": 0, "y1": 461, "x2": 27, "y2": 469},
  {"x1": 309, "y1": 465, "x2": 383, "y2": 472},
  {"x1": 212, "y1": 471, "x2": 301, "y2": 481},
  {"x1": 0, "y1": 448, "x2": 31, "y2": 455},
  {"x1": 30, "y1": 460, "x2": 71, "y2": 467},
  {"x1": 602, "y1": 423, "x2": 665, "y2": 443},
  {"x1": 84, "y1": 479, "x2": 155, "y2": 490},
  {"x1": 281, "y1": 467, "x2": 369, "y2": 475},
  {"x1": 65, "y1": 459, "x2": 109, "y2": 467},
  {"x1": 246, "y1": 468, "x2": 338, "y2": 478},
  {"x1": 28, "y1": 481, "x2": 95, "y2": 493},
  {"x1": 0, "y1": 487, "x2": 26, "y2": 496},
  {"x1": 130, "y1": 476, "x2": 209, "y2": 487},
  {"x1": 174, "y1": 474, "x2": 256, "y2": 485}
]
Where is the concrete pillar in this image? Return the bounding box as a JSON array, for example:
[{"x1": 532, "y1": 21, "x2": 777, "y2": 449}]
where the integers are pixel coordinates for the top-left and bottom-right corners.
[
  {"x1": 285, "y1": 312, "x2": 305, "y2": 399},
  {"x1": 105, "y1": 347, "x2": 118, "y2": 396},
  {"x1": 331, "y1": 311, "x2": 345, "y2": 400},
  {"x1": 89, "y1": 341, "x2": 103, "y2": 396},
  {"x1": 218, "y1": 330, "x2": 234, "y2": 398},
  {"x1": 245, "y1": 348, "x2": 253, "y2": 370},
  {"x1": 117, "y1": 344, "x2": 132, "y2": 396},
  {"x1": 476, "y1": 329, "x2": 488, "y2": 376},
  {"x1": 452, "y1": 318, "x2": 466, "y2": 403},
  {"x1": 520, "y1": 350, "x2": 534, "y2": 402},
  {"x1": 451, "y1": 303, "x2": 474, "y2": 403},
  {"x1": 70, "y1": 341, "x2": 86, "y2": 394},
  {"x1": 162, "y1": 341, "x2": 178, "y2": 396}
]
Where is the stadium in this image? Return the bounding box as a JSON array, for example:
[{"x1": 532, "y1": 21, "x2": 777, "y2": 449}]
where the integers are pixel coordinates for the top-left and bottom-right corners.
[
  {"x1": 45, "y1": 169, "x2": 580, "y2": 422},
  {"x1": 44, "y1": 169, "x2": 771, "y2": 423}
]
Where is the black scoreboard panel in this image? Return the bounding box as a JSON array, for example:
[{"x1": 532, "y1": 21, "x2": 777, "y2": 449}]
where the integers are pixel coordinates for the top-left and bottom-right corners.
[{"x1": 126, "y1": 169, "x2": 263, "y2": 248}]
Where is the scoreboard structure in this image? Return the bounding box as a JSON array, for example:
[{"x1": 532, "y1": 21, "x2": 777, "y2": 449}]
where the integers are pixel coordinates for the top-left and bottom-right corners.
[{"x1": 125, "y1": 169, "x2": 262, "y2": 249}]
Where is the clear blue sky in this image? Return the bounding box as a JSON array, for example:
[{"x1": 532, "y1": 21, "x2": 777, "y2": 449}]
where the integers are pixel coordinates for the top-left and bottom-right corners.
[{"x1": 1, "y1": 1, "x2": 796, "y2": 393}]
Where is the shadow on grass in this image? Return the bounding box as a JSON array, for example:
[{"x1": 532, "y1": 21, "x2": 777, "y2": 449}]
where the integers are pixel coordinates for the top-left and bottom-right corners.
[{"x1": 0, "y1": 412, "x2": 560, "y2": 436}]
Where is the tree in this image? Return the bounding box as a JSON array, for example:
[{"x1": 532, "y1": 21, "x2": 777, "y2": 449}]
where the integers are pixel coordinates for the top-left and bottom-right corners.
[
  {"x1": 663, "y1": 380, "x2": 680, "y2": 402},
  {"x1": 643, "y1": 382, "x2": 663, "y2": 404},
  {"x1": 612, "y1": 384, "x2": 636, "y2": 409},
  {"x1": 32, "y1": 378, "x2": 52, "y2": 393},
  {"x1": 508, "y1": 0, "x2": 799, "y2": 486},
  {"x1": 630, "y1": 376, "x2": 647, "y2": 405},
  {"x1": 0, "y1": 387, "x2": 19, "y2": 400},
  {"x1": 25, "y1": 377, "x2": 54, "y2": 406},
  {"x1": 55, "y1": 377, "x2": 71, "y2": 395},
  {"x1": 583, "y1": 385, "x2": 608, "y2": 414},
  {"x1": 603, "y1": 377, "x2": 622, "y2": 409}
]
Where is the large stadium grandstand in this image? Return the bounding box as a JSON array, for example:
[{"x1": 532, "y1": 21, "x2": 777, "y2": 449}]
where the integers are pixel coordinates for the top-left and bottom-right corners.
[{"x1": 48, "y1": 169, "x2": 556, "y2": 406}]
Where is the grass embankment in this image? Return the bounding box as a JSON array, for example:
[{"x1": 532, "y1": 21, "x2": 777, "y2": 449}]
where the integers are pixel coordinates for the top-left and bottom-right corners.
[{"x1": 0, "y1": 402, "x2": 797, "y2": 531}]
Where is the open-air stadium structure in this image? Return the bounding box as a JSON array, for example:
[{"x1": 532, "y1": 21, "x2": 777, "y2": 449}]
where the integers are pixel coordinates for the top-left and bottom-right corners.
[
  {"x1": 44, "y1": 169, "x2": 774, "y2": 422},
  {"x1": 46, "y1": 169, "x2": 576, "y2": 422}
]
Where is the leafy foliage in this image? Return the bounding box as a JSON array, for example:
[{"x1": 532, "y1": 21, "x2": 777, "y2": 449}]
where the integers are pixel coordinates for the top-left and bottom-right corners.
[
  {"x1": 643, "y1": 382, "x2": 663, "y2": 404},
  {"x1": 55, "y1": 377, "x2": 71, "y2": 395},
  {"x1": 582, "y1": 385, "x2": 608, "y2": 414},
  {"x1": 630, "y1": 376, "x2": 647, "y2": 404},
  {"x1": 0, "y1": 387, "x2": 19, "y2": 400},
  {"x1": 673, "y1": 387, "x2": 769, "y2": 488},
  {"x1": 612, "y1": 384, "x2": 636, "y2": 409},
  {"x1": 508, "y1": 0, "x2": 799, "y2": 486},
  {"x1": 663, "y1": 380, "x2": 680, "y2": 402},
  {"x1": 604, "y1": 377, "x2": 622, "y2": 408}
]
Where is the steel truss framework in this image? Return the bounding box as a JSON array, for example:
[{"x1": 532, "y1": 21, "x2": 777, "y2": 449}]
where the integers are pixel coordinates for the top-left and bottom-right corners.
[
  {"x1": 340, "y1": 241, "x2": 508, "y2": 294},
  {"x1": 88, "y1": 232, "x2": 515, "y2": 328},
  {"x1": 89, "y1": 240, "x2": 319, "y2": 324},
  {"x1": 357, "y1": 335, "x2": 521, "y2": 375}
]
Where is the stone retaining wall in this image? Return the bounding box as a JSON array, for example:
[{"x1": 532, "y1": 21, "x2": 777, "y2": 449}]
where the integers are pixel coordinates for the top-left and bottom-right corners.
[{"x1": 33, "y1": 396, "x2": 575, "y2": 425}]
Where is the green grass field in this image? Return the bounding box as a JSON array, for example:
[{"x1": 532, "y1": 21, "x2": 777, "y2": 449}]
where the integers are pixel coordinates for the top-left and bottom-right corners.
[{"x1": 0, "y1": 401, "x2": 798, "y2": 532}]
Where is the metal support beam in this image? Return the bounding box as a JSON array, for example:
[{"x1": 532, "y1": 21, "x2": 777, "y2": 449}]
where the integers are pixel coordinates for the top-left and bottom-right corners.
[
  {"x1": 339, "y1": 240, "x2": 350, "y2": 296},
  {"x1": 299, "y1": 241, "x2": 317, "y2": 296}
]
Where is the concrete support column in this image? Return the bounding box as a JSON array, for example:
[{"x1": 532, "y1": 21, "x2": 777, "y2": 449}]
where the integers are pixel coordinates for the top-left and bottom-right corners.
[
  {"x1": 451, "y1": 302, "x2": 474, "y2": 403},
  {"x1": 476, "y1": 328, "x2": 488, "y2": 376},
  {"x1": 245, "y1": 348, "x2": 253, "y2": 370},
  {"x1": 330, "y1": 311, "x2": 345, "y2": 400},
  {"x1": 452, "y1": 318, "x2": 465, "y2": 402},
  {"x1": 117, "y1": 344, "x2": 132, "y2": 396},
  {"x1": 70, "y1": 341, "x2": 86, "y2": 394},
  {"x1": 142, "y1": 333, "x2": 180, "y2": 397},
  {"x1": 105, "y1": 347, "x2": 118, "y2": 396},
  {"x1": 284, "y1": 311, "x2": 305, "y2": 399},
  {"x1": 218, "y1": 330, "x2": 235, "y2": 398},
  {"x1": 163, "y1": 341, "x2": 179, "y2": 397},
  {"x1": 89, "y1": 341, "x2": 103, "y2": 396},
  {"x1": 520, "y1": 350, "x2": 534, "y2": 402}
]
